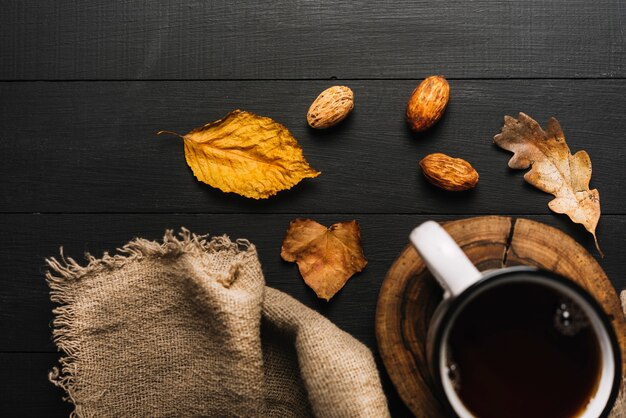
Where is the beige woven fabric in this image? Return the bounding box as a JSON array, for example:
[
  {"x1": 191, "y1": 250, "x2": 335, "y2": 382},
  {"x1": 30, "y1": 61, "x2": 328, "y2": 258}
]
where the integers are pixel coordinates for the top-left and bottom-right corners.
[
  {"x1": 46, "y1": 230, "x2": 390, "y2": 418},
  {"x1": 610, "y1": 291, "x2": 626, "y2": 418}
]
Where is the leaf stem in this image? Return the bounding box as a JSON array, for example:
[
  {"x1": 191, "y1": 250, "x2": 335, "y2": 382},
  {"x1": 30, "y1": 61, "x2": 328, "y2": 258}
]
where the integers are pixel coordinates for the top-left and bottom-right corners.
[
  {"x1": 157, "y1": 130, "x2": 184, "y2": 139},
  {"x1": 593, "y1": 234, "x2": 604, "y2": 258}
]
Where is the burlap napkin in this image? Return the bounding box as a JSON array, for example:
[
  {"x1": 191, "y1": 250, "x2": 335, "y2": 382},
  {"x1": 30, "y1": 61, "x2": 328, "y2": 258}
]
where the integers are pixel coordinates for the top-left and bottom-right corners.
[
  {"x1": 46, "y1": 229, "x2": 390, "y2": 418},
  {"x1": 612, "y1": 291, "x2": 626, "y2": 418}
]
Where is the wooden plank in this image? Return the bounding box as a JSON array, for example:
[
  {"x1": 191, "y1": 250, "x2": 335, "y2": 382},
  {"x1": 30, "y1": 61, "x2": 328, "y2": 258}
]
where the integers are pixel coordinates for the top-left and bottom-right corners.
[
  {"x1": 0, "y1": 353, "x2": 72, "y2": 417},
  {"x1": 0, "y1": 352, "x2": 410, "y2": 417},
  {"x1": 1, "y1": 0, "x2": 623, "y2": 80},
  {"x1": 1, "y1": 213, "x2": 623, "y2": 352},
  {"x1": 1, "y1": 80, "x2": 624, "y2": 214}
]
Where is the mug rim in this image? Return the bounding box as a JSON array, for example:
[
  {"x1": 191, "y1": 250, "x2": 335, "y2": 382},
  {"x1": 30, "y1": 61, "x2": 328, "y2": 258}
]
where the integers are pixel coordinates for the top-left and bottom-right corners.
[{"x1": 430, "y1": 265, "x2": 622, "y2": 418}]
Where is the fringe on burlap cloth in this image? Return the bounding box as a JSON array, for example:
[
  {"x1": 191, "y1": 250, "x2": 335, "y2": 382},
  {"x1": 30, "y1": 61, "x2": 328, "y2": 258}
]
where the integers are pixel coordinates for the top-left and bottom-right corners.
[
  {"x1": 613, "y1": 291, "x2": 626, "y2": 417},
  {"x1": 46, "y1": 229, "x2": 390, "y2": 418}
]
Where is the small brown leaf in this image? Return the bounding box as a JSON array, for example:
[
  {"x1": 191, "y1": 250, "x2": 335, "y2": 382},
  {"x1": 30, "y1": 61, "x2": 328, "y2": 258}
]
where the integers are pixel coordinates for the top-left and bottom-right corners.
[
  {"x1": 494, "y1": 113, "x2": 602, "y2": 256},
  {"x1": 281, "y1": 219, "x2": 367, "y2": 301},
  {"x1": 158, "y1": 110, "x2": 320, "y2": 199}
]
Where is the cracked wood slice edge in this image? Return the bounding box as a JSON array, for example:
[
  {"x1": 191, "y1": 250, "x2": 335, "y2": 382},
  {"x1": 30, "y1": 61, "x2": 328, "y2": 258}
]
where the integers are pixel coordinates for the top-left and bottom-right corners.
[{"x1": 375, "y1": 216, "x2": 626, "y2": 417}]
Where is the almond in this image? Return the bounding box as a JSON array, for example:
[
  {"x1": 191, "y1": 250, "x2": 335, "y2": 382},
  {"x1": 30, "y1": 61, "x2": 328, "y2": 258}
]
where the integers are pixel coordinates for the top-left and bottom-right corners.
[
  {"x1": 420, "y1": 153, "x2": 479, "y2": 191},
  {"x1": 406, "y1": 75, "x2": 450, "y2": 132},
  {"x1": 307, "y1": 86, "x2": 354, "y2": 129}
]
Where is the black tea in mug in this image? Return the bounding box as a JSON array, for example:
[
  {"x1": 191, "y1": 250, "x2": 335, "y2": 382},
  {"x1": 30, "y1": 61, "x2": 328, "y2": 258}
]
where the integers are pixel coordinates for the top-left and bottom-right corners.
[{"x1": 446, "y1": 281, "x2": 601, "y2": 418}]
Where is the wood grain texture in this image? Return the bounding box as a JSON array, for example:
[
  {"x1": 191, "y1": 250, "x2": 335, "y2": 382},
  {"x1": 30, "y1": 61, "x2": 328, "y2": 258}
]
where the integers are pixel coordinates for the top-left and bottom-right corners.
[
  {"x1": 0, "y1": 353, "x2": 72, "y2": 417},
  {"x1": 2, "y1": 1, "x2": 625, "y2": 415},
  {"x1": 376, "y1": 216, "x2": 626, "y2": 417},
  {"x1": 1, "y1": 80, "x2": 624, "y2": 214},
  {"x1": 1, "y1": 213, "x2": 624, "y2": 353},
  {"x1": 1, "y1": 0, "x2": 624, "y2": 80}
]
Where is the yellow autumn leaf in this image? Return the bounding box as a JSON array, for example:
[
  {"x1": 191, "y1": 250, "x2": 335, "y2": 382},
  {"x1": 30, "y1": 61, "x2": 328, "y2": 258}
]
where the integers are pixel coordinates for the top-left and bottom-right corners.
[
  {"x1": 494, "y1": 113, "x2": 602, "y2": 256},
  {"x1": 159, "y1": 110, "x2": 320, "y2": 199}
]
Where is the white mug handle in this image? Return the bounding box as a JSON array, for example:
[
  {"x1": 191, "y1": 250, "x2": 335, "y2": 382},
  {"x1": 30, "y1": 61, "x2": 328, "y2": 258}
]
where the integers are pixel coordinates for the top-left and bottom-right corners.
[{"x1": 410, "y1": 221, "x2": 482, "y2": 298}]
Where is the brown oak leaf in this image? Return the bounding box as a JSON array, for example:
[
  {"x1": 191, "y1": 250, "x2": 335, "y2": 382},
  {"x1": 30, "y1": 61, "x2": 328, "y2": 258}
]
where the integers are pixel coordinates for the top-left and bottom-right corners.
[
  {"x1": 281, "y1": 219, "x2": 367, "y2": 301},
  {"x1": 494, "y1": 113, "x2": 602, "y2": 256},
  {"x1": 158, "y1": 110, "x2": 320, "y2": 199}
]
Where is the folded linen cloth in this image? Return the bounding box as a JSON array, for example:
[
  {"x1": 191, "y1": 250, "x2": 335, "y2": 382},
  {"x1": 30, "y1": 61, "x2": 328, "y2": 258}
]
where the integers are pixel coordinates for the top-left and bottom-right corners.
[{"x1": 46, "y1": 229, "x2": 389, "y2": 418}]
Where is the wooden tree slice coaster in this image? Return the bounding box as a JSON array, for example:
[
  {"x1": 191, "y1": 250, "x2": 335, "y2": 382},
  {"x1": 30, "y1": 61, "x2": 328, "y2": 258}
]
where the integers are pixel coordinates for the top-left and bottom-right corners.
[{"x1": 375, "y1": 216, "x2": 626, "y2": 417}]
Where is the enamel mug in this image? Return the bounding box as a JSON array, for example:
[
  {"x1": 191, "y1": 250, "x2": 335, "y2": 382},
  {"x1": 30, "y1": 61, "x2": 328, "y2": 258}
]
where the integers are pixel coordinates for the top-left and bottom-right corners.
[{"x1": 410, "y1": 221, "x2": 621, "y2": 418}]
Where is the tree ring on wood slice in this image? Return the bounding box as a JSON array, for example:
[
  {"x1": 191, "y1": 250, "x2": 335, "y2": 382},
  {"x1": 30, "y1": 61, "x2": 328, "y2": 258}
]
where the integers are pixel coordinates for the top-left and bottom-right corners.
[{"x1": 375, "y1": 216, "x2": 626, "y2": 417}]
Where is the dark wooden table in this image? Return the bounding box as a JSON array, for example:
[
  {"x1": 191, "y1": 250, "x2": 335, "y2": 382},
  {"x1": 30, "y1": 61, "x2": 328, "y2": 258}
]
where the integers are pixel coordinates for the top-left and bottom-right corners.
[{"x1": 1, "y1": 1, "x2": 624, "y2": 416}]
